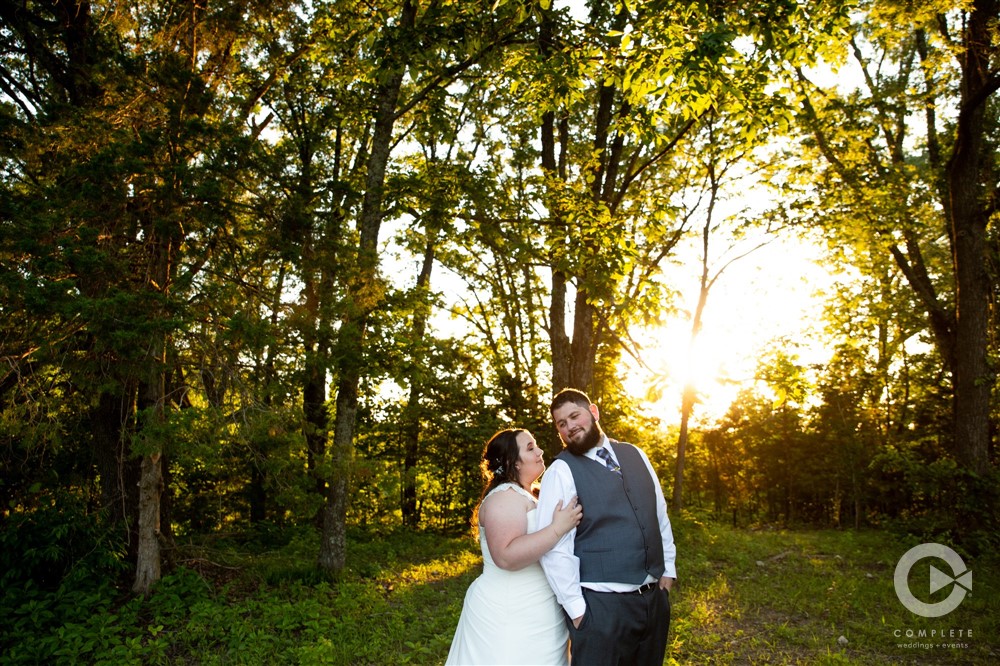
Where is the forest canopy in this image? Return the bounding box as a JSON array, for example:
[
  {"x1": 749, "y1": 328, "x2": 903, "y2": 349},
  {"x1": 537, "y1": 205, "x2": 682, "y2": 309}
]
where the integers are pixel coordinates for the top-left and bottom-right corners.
[{"x1": 0, "y1": 0, "x2": 997, "y2": 597}]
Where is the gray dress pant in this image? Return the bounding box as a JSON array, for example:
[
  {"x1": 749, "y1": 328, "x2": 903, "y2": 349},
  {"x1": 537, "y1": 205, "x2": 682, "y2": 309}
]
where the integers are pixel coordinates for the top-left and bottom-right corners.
[{"x1": 566, "y1": 585, "x2": 671, "y2": 665}]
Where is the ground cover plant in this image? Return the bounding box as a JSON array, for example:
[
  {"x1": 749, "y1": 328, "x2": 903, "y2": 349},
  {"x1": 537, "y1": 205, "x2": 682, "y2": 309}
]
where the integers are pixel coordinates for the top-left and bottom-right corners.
[{"x1": 2, "y1": 515, "x2": 995, "y2": 664}]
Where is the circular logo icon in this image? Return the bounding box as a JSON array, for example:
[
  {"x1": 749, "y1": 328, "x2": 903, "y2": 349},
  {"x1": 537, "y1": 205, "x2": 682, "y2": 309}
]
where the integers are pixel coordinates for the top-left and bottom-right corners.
[{"x1": 894, "y1": 543, "x2": 972, "y2": 618}]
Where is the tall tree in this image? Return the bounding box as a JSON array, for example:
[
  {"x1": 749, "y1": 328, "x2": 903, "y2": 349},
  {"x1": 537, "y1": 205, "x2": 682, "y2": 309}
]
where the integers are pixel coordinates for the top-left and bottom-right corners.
[
  {"x1": 317, "y1": 0, "x2": 418, "y2": 574},
  {"x1": 521, "y1": 0, "x2": 849, "y2": 402},
  {"x1": 668, "y1": 116, "x2": 779, "y2": 512},
  {"x1": 0, "y1": 0, "x2": 295, "y2": 593},
  {"x1": 793, "y1": 0, "x2": 999, "y2": 476},
  {"x1": 252, "y1": 9, "x2": 367, "y2": 526},
  {"x1": 946, "y1": 0, "x2": 998, "y2": 475},
  {"x1": 315, "y1": 0, "x2": 529, "y2": 574},
  {"x1": 393, "y1": 135, "x2": 477, "y2": 525}
]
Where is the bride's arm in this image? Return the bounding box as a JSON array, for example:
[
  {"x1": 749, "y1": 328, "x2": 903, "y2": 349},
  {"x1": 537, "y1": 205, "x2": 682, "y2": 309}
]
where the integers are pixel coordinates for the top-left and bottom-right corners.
[{"x1": 480, "y1": 489, "x2": 581, "y2": 571}]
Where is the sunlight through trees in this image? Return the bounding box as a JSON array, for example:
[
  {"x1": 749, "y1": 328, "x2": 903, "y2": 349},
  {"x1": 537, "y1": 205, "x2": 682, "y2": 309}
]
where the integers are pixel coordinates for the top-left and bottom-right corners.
[{"x1": 1, "y1": 0, "x2": 997, "y2": 602}]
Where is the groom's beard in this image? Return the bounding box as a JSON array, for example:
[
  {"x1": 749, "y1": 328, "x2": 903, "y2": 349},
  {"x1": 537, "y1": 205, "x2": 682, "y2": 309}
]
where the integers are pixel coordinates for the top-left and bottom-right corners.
[{"x1": 564, "y1": 416, "x2": 603, "y2": 456}]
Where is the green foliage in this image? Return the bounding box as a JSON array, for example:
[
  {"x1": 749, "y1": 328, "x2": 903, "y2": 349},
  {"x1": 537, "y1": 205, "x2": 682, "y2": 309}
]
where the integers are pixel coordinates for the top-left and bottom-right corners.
[
  {"x1": 0, "y1": 0, "x2": 995, "y2": 612},
  {"x1": 353, "y1": 347, "x2": 506, "y2": 532},
  {"x1": 0, "y1": 490, "x2": 127, "y2": 663},
  {"x1": 869, "y1": 445, "x2": 1000, "y2": 554},
  {"x1": 0, "y1": 490, "x2": 126, "y2": 592},
  {"x1": 165, "y1": 405, "x2": 313, "y2": 534},
  {"x1": 685, "y1": 341, "x2": 999, "y2": 552},
  {"x1": 3, "y1": 521, "x2": 997, "y2": 664},
  {"x1": 3, "y1": 526, "x2": 481, "y2": 664}
]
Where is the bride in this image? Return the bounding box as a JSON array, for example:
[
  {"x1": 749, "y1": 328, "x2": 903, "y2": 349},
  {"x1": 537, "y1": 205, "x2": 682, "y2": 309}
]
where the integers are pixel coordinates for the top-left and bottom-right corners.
[{"x1": 445, "y1": 429, "x2": 582, "y2": 666}]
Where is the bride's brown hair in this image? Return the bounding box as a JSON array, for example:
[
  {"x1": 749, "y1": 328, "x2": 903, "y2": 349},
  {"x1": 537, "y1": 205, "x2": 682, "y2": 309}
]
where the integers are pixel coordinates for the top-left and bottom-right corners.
[
  {"x1": 469, "y1": 429, "x2": 525, "y2": 533},
  {"x1": 479, "y1": 428, "x2": 525, "y2": 497}
]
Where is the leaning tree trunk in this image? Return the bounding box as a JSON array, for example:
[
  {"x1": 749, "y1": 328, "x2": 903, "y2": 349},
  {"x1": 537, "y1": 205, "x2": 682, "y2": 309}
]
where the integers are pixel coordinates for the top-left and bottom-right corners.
[{"x1": 673, "y1": 385, "x2": 696, "y2": 511}]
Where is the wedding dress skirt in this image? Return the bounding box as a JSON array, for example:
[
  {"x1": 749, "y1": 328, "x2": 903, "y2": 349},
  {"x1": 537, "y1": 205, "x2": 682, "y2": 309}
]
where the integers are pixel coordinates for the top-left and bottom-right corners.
[{"x1": 445, "y1": 483, "x2": 569, "y2": 665}]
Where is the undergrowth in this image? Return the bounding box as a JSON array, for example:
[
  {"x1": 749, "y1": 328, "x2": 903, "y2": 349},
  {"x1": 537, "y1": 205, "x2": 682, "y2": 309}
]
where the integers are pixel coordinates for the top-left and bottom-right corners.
[{"x1": 1, "y1": 507, "x2": 996, "y2": 665}]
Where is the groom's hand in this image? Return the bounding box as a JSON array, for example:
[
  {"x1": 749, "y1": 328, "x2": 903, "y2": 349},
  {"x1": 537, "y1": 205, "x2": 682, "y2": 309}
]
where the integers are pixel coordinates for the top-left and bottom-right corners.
[
  {"x1": 572, "y1": 614, "x2": 583, "y2": 628},
  {"x1": 659, "y1": 576, "x2": 675, "y2": 592}
]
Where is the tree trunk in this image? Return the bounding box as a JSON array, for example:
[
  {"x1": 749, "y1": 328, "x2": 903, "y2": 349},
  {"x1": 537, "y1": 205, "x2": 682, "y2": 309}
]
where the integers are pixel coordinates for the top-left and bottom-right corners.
[
  {"x1": 133, "y1": 451, "x2": 163, "y2": 595},
  {"x1": 133, "y1": 220, "x2": 173, "y2": 595},
  {"x1": 544, "y1": 8, "x2": 629, "y2": 398},
  {"x1": 318, "y1": 0, "x2": 416, "y2": 575},
  {"x1": 540, "y1": 16, "x2": 571, "y2": 397},
  {"x1": 295, "y1": 147, "x2": 331, "y2": 513},
  {"x1": 401, "y1": 239, "x2": 435, "y2": 527},
  {"x1": 303, "y1": 334, "x2": 328, "y2": 506},
  {"x1": 673, "y1": 386, "x2": 696, "y2": 511},
  {"x1": 674, "y1": 207, "x2": 715, "y2": 511},
  {"x1": 92, "y1": 385, "x2": 141, "y2": 560},
  {"x1": 947, "y1": 0, "x2": 996, "y2": 476},
  {"x1": 549, "y1": 268, "x2": 572, "y2": 394},
  {"x1": 249, "y1": 265, "x2": 287, "y2": 524},
  {"x1": 569, "y1": 293, "x2": 596, "y2": 391},
  {"x1": 134, "y1": 358, "x2": 165, "y2": 596}
]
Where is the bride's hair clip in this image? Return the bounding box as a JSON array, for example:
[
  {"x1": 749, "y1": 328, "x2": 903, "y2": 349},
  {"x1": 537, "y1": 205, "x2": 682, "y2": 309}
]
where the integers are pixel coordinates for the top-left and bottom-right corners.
[{"x1": 494, "y1": 464, "x2": 504, "y2": 475}]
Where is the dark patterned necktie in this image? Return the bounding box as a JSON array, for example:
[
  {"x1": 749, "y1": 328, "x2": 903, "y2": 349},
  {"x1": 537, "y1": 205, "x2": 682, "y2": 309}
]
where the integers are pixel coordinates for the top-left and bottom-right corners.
[{"x1": 596, "y1": 448, "x2": 621, "y2": 476}]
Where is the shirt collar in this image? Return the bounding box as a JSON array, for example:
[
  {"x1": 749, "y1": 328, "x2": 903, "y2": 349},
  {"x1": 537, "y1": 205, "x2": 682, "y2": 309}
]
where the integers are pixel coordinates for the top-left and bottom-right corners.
[{"x1": 585, "y1": 434, "x2": 613, "y2": 461}]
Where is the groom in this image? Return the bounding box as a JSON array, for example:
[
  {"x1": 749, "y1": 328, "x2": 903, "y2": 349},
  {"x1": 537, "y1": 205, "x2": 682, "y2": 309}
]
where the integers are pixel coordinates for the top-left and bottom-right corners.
[{"x1": 536, "y1": 388, "x2": 677, "y2": 665}]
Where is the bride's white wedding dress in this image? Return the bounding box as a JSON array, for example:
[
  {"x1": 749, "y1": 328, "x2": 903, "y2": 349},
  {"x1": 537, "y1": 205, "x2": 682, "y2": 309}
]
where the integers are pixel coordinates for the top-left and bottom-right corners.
[{"x1": 445, "y1": 483, "x2": 569, "y2": 666}]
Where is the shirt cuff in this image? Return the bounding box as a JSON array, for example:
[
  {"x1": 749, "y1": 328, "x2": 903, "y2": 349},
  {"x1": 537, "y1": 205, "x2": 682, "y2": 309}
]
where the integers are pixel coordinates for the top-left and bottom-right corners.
[{"x1": 564, "y1": 597, "x2": 587, "y2": 621}]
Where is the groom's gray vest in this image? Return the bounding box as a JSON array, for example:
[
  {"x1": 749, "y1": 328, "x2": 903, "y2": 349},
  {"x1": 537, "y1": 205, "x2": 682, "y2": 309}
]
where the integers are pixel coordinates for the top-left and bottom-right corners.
[{"x1": 557, "y1": 441, "x2": 665, "y2": 585}]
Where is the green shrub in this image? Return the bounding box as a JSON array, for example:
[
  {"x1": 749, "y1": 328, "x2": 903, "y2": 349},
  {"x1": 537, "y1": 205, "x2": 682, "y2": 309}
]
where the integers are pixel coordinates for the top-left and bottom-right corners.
[{"x1": 0, "y1": 489, "x2": 127, "y2": 662}]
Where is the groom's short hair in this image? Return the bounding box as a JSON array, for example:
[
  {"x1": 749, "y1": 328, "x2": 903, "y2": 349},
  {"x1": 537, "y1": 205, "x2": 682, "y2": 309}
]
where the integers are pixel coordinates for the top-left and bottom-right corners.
[{"x1": 550, "y1": 388, "x2": 592, "y2": 414}]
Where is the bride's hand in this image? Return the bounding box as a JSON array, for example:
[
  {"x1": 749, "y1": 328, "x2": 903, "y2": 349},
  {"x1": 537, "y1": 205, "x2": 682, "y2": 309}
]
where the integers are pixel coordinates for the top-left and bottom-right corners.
[{"x1": 550, "y1": 496, "x2": 583, "y2": 538}]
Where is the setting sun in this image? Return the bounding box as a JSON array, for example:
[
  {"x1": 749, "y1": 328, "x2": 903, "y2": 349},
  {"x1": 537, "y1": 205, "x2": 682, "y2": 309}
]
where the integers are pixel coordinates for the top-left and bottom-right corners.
[{"x1": 624, "y1": 235, "x2": 835, "y2": 426}]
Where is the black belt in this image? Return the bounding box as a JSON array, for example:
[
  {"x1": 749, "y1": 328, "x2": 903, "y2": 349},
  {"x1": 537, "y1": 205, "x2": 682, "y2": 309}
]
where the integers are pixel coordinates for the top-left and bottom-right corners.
[{"x1": 630, "y1": 582, "x2": 657, "y2": 595}]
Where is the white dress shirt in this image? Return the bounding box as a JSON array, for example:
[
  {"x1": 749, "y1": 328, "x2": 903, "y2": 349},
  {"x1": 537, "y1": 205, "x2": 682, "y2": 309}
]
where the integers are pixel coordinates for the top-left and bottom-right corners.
[{"x1": 535, "y1": 435, "x2": 677, "y2": 620}]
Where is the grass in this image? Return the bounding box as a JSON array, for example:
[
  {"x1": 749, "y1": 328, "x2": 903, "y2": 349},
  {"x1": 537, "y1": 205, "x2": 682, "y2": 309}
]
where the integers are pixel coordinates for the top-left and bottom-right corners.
[
  {"x1": 667, "y1": 515, "x2": 997, "y2": 665},
  {"x1": 5, "y1": 519, "x2": 996, "y2": 664}
]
